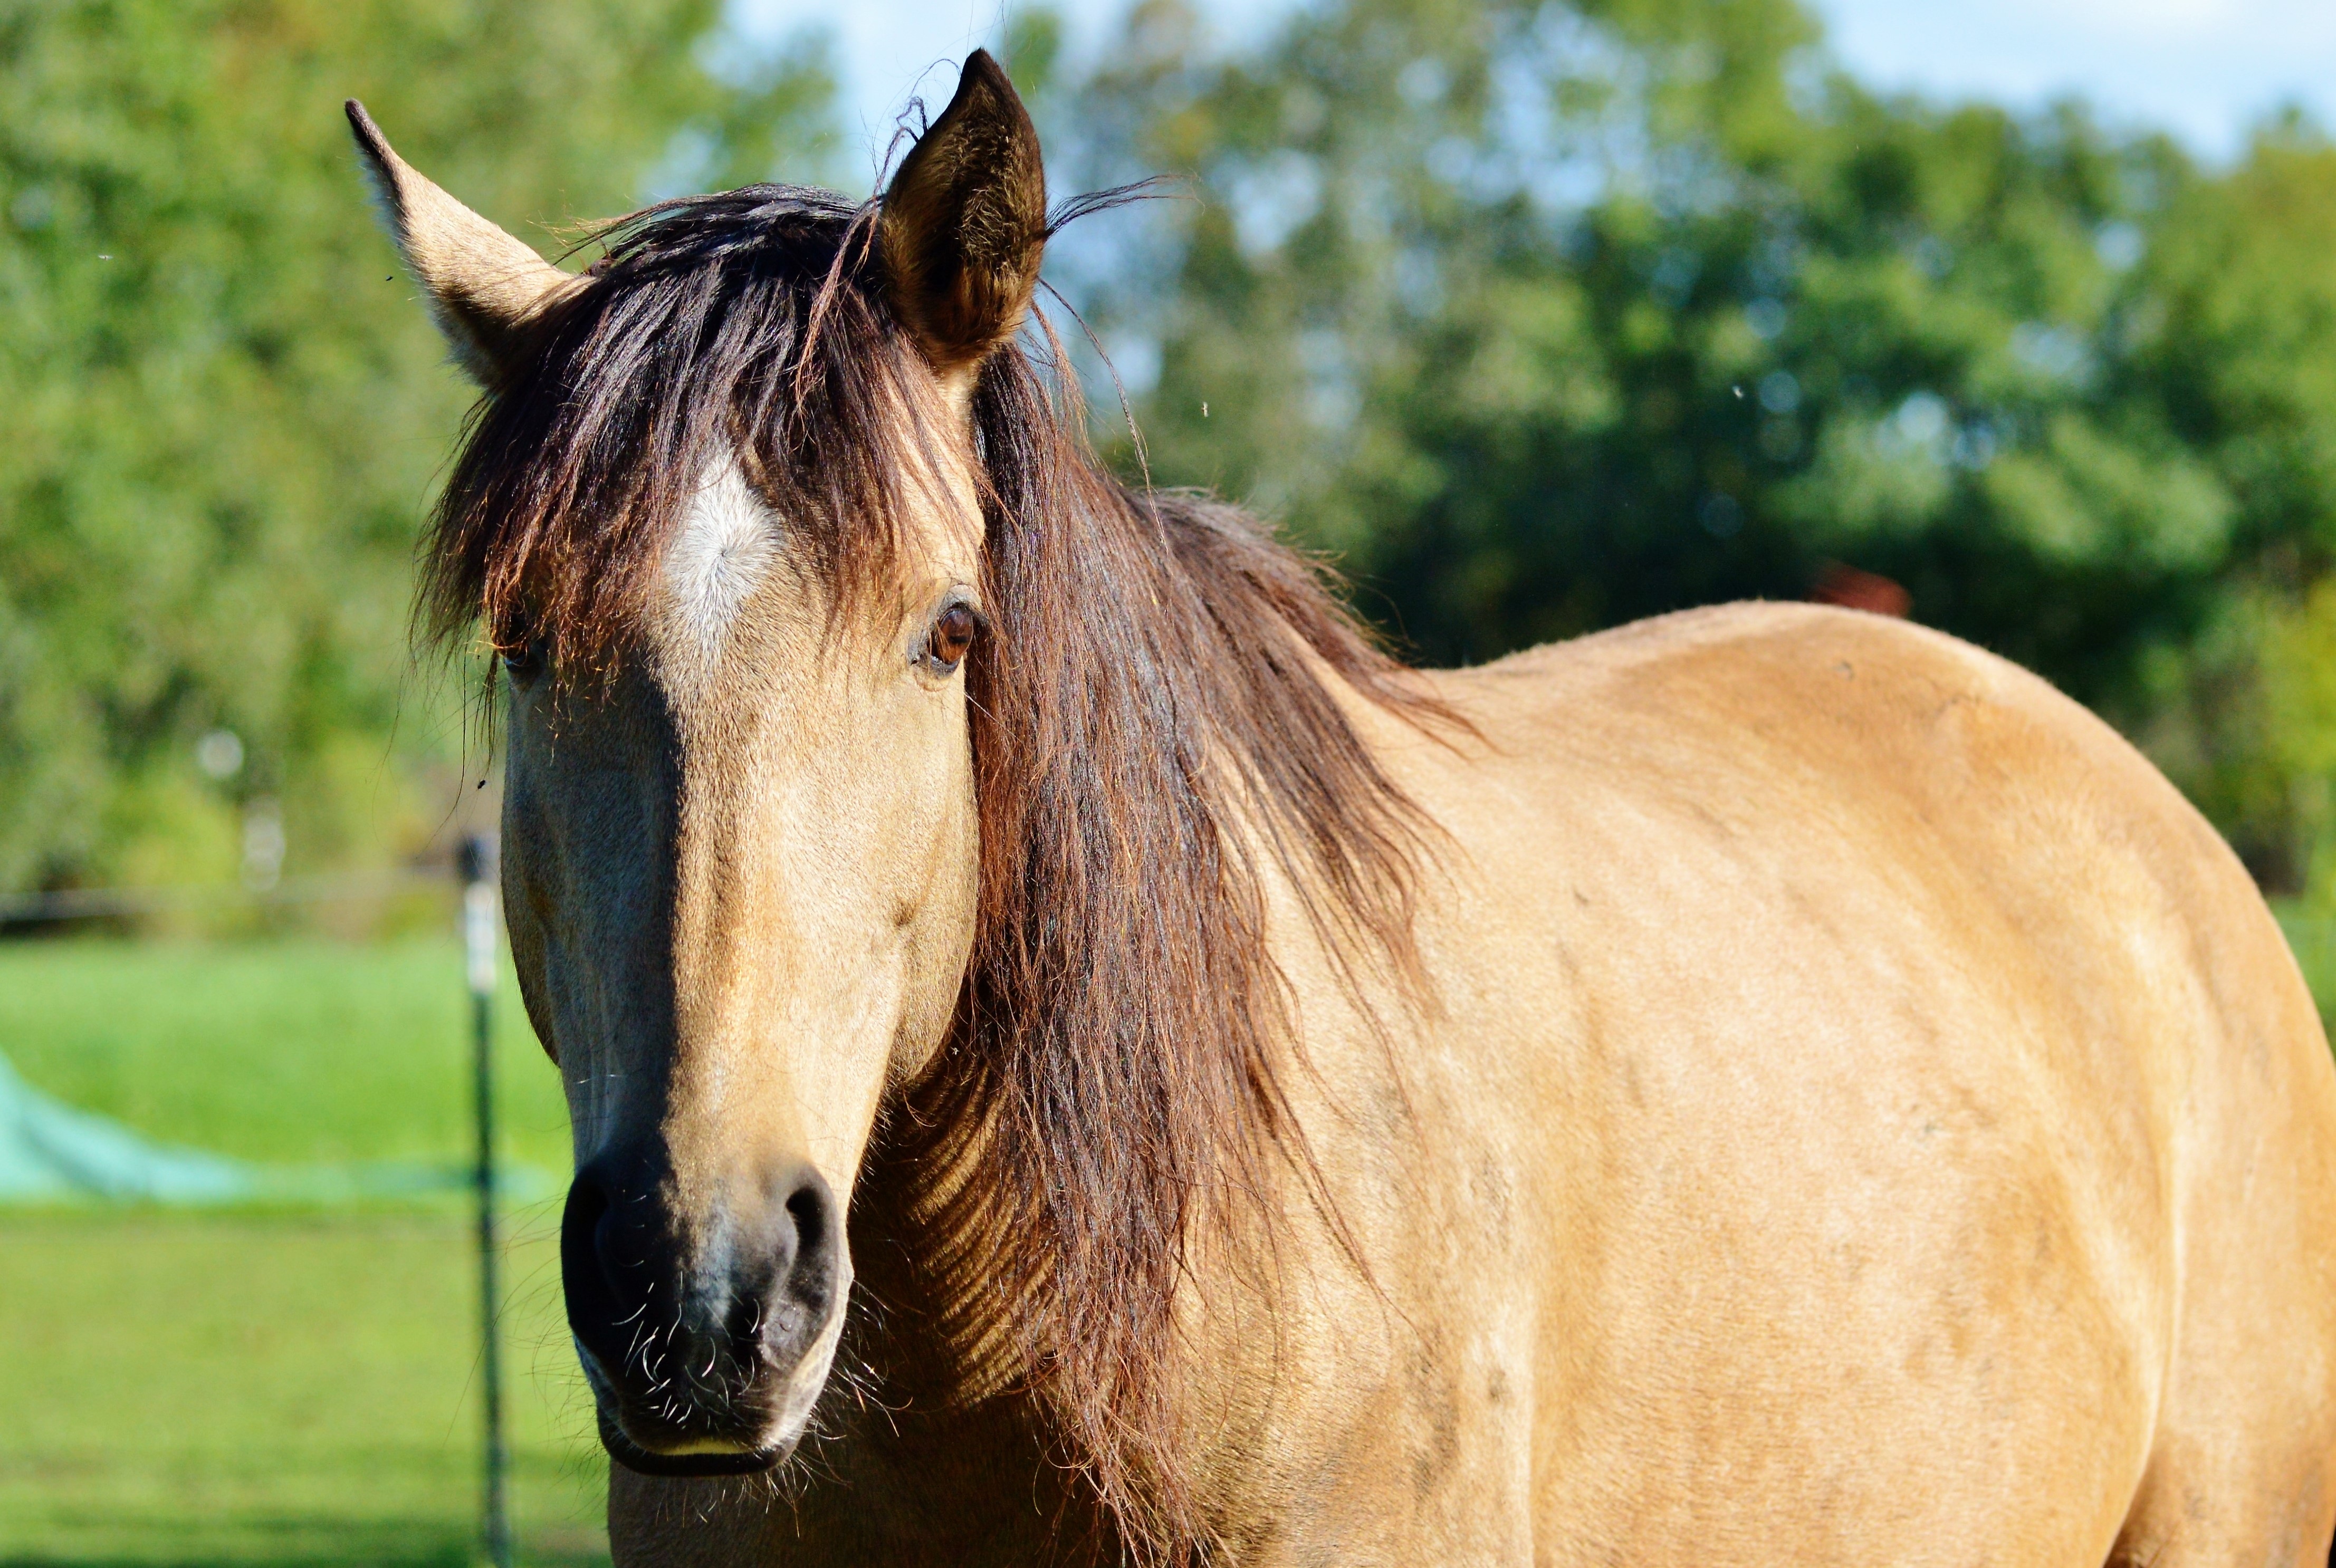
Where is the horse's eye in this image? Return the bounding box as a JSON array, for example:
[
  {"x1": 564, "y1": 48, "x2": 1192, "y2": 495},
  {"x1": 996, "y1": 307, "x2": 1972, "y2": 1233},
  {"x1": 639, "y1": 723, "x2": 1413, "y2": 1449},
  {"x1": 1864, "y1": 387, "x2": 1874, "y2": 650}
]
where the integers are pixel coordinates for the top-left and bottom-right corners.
[
  {"x1": 920, "y1": 603, "x2": 978, "y2": 676},
  {"x1": 501, "y1": 638, "x2": 547, "y2": 685}
]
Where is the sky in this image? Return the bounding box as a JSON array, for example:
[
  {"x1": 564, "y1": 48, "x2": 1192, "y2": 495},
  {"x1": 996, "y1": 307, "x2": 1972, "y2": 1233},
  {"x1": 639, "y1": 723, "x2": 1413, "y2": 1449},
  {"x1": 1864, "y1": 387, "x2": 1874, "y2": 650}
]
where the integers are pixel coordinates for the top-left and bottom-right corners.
[
  {"x1": 731, "y1": 0, "x2": 2336, "y2": 168},
  {"x1": 1812, "y1": 0, "x2": 2336, "y2": 157}
]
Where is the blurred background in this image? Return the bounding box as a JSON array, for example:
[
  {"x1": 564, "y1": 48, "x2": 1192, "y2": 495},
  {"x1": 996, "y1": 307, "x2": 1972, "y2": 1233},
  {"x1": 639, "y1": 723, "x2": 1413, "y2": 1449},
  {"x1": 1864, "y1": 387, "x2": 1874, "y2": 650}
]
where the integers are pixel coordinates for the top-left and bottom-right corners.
[{"x1": 7, "y1": 0, "x2": 2336, "y2": 1562}]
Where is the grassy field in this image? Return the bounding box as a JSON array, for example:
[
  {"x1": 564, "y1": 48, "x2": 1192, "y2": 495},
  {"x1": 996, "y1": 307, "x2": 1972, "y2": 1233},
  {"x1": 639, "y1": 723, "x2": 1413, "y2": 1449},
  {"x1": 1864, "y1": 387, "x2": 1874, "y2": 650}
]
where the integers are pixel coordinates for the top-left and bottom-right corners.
[
  {"x1": 1, "y1": 938, "x2": 607, "y2": 1566},
  {"x1": 7, "y1": 918, "x2": 2336, "y2": 1566},
  {"x1": 0, "y1": 938, "x2": 571, "y2": 1170}
]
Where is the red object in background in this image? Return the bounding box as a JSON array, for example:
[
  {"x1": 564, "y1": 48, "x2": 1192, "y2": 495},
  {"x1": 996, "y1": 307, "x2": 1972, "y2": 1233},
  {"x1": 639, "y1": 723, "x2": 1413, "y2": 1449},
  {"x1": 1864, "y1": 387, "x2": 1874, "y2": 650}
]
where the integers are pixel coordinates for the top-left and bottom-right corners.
[{"x1": 1809, "y1": 562, "x2": 1911, "y2": 618}]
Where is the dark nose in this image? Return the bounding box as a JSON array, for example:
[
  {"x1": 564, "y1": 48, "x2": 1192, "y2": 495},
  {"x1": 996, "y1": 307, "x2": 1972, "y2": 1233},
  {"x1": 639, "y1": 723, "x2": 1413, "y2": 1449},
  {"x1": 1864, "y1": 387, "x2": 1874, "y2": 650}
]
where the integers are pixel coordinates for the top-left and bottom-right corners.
[{"x1": 561, "y1": 1148, "x2": 842, "y2": 1455}]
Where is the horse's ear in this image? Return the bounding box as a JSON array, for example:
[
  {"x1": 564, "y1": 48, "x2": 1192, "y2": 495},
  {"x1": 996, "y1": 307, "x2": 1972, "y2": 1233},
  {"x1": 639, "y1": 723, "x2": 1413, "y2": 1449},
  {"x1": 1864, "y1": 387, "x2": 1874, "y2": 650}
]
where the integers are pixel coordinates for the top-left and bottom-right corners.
[
  {"x1": 344, "y1": 100, "x2": 583, "y2": 385},
  {"x1": 879, "y1": 50, "x2": 1048, "y2": 386}
]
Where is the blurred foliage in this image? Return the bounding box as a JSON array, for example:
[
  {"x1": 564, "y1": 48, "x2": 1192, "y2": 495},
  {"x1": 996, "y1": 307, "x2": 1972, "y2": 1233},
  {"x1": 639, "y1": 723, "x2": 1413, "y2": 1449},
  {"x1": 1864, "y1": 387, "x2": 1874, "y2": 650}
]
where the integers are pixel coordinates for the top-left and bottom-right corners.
[
  {"x1": 0, "y1": 0, "x2": 829, "y2": 904},
  {"x1": 1049, "y1": 0, "x2": 2336, "y2": 894},
  {"x1": 11, "y1": 0, "x2": 2336, "y2": 908}
]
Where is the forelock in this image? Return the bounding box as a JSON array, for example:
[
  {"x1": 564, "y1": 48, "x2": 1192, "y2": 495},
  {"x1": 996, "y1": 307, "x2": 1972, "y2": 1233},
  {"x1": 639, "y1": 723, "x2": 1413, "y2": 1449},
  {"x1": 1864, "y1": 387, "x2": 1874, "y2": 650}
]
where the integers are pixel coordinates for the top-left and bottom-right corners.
[{"x1": 418, "y1": 185, "x2": 929, "y2": 681}]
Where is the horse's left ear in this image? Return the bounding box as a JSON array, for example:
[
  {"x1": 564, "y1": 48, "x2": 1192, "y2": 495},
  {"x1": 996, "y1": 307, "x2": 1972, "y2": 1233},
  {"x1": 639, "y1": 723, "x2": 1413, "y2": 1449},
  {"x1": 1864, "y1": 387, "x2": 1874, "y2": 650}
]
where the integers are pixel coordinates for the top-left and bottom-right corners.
[
  {"x1": 879, "y1": 50, "x2": 1048, "y2": 386},
  {"x1": 344, "y1": 100, "x2": 584, "y2": 386}
]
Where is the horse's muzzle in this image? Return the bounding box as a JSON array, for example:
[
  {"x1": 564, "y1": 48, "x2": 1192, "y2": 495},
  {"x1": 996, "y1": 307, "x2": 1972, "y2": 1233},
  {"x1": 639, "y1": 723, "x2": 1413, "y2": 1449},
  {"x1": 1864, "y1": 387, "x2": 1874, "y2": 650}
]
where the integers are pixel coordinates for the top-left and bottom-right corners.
[{"x1": 561, "y1": 1146, "x2": 845, "y2": 1474}]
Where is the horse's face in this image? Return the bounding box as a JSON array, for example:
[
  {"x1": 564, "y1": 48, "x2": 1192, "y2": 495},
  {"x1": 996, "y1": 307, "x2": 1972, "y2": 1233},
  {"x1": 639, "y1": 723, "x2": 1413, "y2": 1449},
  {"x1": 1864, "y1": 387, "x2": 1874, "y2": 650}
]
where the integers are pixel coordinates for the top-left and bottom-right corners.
[
  {"x1": 349, "y1": 52, "x2": 1047, "y2": 1473},
  {"x1": 500, "y1": 447, "x2": 983, "y2": 1470}
]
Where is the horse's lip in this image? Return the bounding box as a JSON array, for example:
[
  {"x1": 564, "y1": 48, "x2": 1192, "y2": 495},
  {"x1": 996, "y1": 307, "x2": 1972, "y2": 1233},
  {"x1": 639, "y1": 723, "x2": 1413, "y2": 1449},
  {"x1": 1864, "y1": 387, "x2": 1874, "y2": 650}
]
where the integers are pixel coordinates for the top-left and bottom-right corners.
[{"x1": 596, "y1": 1406, "x2": 786, "y2": 1478}]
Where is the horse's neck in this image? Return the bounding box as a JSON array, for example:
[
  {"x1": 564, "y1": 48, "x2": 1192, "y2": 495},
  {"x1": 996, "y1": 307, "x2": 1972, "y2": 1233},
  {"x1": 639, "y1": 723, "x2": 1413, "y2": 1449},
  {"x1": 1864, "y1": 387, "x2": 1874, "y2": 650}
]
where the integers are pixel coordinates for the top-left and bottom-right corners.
[
  {"x1": 830, "y1": 648, "x2": 1429, "y2": 1550},
  {"x1": 820, "y1": 1173, "x2": 1121, "y2": 1561},
  {"x1": 619, "y1": 1373, "x2": 1113, "y2": 1566}
]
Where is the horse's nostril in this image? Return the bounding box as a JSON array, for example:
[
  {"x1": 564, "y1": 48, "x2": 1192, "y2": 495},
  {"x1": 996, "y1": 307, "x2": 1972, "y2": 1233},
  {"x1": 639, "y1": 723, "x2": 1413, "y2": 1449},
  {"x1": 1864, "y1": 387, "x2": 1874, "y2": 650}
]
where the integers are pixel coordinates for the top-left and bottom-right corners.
[
  {"x1": 562, "y1": 1153, "x2": 844, "y2": 1451},
  {"x1": 560, "y1": 1170, "x2": 623, "y2": 1366},
  {"x1": 784, "y1": 1175, "x2": 830, "y2": 1258},
  {"x1": 592, "y1": 1192, "x2": 636, "y2": 1296},
  {"x1": 561, "y1": 1155, "x2": 671, "y2": 1381}
]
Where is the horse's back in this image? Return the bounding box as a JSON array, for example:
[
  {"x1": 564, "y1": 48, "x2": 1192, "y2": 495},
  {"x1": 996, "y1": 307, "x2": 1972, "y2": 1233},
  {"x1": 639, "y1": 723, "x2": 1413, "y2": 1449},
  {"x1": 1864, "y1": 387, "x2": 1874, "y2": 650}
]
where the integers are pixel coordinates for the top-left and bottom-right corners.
[{"x1": 1393, "y1": 601, "x2": 2336, "y2": 1565}]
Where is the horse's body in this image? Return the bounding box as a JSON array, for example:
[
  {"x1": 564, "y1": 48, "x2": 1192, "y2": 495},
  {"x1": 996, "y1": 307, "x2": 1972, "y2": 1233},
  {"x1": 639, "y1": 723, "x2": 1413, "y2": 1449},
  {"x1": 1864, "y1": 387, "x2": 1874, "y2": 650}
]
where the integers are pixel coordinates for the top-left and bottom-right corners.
[
  {"x1": 612, "y1": 601, "x2": 2336, "y2": 1566},
  {"x1": 347, "y1": 52, "x2": 2336, "y2": 1566}
]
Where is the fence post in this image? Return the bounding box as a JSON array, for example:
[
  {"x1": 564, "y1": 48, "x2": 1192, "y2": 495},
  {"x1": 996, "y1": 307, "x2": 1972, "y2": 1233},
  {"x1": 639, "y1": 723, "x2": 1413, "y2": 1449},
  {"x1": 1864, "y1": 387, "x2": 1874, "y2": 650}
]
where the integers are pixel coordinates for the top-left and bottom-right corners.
[{"x1": 459, "y1": 833, "x2": 514, "y2": 1568}]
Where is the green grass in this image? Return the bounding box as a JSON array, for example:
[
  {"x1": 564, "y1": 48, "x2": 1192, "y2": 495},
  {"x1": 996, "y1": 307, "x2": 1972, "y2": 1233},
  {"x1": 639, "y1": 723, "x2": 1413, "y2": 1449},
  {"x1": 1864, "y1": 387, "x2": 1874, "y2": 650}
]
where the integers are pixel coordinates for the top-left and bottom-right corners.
[
  {"x1": 0, "y1": 940, "x2": 605, "y2": 1564},
  {"x1": 0, "y1": 1210, "x2": 606, "y2": 1566},
  {"x1": 0, "y1": 939, "x2": 571, "y2": 1170}
]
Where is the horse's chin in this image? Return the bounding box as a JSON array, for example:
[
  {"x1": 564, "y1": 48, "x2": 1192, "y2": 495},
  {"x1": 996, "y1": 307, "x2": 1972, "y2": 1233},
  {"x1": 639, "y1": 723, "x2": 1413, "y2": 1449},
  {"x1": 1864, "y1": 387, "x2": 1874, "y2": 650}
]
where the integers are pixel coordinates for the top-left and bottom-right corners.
[
  {"x1": 579, "y1": 1312, "x2": 842, "y2": 1479},
  {"x1": 597, "y1": 1406, "x2": 791, "y2": 1478}
]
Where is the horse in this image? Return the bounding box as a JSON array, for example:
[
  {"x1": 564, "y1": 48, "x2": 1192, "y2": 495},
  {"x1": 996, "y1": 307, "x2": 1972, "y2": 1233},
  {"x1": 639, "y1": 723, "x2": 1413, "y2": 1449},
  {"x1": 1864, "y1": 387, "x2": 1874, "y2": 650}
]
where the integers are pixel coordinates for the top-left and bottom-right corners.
[{"x1": 348, "y1": 53, "x2": 2336, "y2": 1566}]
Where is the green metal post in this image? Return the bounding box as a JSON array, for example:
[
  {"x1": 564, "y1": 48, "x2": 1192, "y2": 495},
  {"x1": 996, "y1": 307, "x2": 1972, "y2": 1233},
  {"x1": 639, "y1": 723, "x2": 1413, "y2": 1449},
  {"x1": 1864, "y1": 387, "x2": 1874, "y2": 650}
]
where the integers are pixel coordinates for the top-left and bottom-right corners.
[{"x1": 461, "y1": 834, "x2": 513, "y2": 1568}]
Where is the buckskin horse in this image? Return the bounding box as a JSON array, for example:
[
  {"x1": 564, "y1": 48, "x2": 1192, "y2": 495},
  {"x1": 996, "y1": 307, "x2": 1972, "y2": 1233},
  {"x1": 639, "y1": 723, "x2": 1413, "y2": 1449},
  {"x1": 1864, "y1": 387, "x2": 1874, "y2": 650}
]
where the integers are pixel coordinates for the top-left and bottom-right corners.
[{"x1": 349, "y1": 52, "x2": 2336, "y2": 1566}]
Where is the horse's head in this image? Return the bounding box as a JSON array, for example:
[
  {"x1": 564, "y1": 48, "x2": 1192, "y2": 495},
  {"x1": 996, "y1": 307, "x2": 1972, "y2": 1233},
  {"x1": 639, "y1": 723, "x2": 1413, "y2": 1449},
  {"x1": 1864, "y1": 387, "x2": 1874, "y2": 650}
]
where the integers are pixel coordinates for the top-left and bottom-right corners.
[{"x1": 350, "y1": 55, "x2": 1046, "y2": 1474}]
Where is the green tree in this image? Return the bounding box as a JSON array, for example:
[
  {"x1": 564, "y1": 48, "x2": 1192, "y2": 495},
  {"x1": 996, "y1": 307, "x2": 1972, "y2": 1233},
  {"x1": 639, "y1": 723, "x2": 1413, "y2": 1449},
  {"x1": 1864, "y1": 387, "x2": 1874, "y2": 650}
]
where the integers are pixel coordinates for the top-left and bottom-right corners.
[
  {"x1": 0, "y1": 0, "x2": 831, "y2": 900},
  {"x1": 1056, "y1": 0, "x2": 2336, "y2": 890},
  {"x1": 2119, "y1": 120, "x2": 2336, "y2": 888}
]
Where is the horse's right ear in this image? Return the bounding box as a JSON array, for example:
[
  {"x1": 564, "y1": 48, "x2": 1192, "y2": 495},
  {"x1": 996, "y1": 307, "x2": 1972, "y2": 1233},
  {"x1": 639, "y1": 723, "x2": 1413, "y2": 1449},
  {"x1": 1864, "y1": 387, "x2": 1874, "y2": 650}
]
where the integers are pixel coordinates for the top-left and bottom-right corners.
[
  {"x1": 345, "y1": 100, "x2": 583, "y2": 386},
  {"x1": 878, "y1": 51, "x2": 1048, "y2": 389}
]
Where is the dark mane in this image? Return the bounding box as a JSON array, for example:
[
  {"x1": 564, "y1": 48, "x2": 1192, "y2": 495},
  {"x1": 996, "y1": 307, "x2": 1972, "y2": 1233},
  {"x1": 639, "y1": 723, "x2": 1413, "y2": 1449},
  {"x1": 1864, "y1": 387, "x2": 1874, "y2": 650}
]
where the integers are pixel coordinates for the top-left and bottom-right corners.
[
  {"x1": 422, "y1": 186, "x2": 920, "y2": 667},
  {"x1": 423, "y1": 187, "x2": 1447, "y2": 1560}
]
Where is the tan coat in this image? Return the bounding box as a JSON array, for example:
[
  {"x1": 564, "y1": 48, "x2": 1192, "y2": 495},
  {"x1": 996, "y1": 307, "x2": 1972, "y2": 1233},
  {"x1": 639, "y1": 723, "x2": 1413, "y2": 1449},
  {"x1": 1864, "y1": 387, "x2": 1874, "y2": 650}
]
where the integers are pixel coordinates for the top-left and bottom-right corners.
[
  {"x1": 616, "y1": 602, "x2": 2336, "y2": 1565},
  {"x1": 348, "y1": 60, "x2": 2336, "y2": 1564}
]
